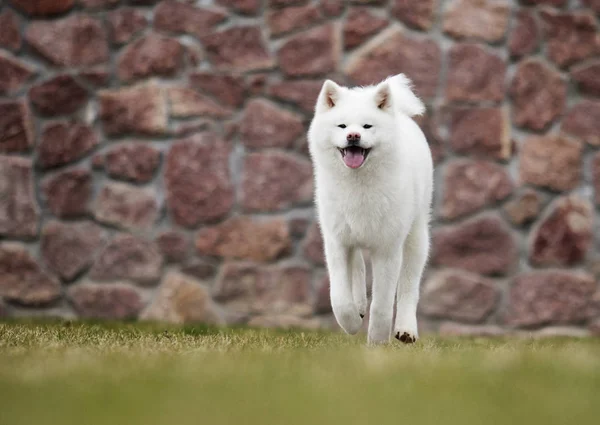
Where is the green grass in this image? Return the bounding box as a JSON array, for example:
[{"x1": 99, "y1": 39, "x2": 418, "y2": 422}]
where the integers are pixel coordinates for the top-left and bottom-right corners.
[{"x1": 1, "y1": 321, "x2": 599, "y2": 425}]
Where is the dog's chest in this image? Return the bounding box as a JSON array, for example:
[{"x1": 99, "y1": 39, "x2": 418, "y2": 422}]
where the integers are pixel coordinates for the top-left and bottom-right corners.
[{"x1": 321, "y1": 183, "x2": 404, "y2": 248}]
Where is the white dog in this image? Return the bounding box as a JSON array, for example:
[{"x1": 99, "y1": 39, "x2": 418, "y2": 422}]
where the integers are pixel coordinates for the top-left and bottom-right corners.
[{"x1": 308, "y1": 74, "x2": 433, "y2": 345}]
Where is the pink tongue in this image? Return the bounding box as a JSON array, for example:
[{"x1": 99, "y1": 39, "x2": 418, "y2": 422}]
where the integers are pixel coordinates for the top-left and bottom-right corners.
[{"x1": 343, "y1": 150, "x2": 365, "y2": 169}]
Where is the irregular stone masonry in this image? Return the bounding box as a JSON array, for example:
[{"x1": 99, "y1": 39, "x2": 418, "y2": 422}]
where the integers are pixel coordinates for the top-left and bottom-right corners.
[{"x1": 0, "y1": 0, "x2": 598, "y2": 336}]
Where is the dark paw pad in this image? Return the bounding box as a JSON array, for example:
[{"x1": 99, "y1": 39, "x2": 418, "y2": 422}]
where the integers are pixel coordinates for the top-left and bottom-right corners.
[{"x1": 395, "y1": 332, "x2": 416, "y2": 344}]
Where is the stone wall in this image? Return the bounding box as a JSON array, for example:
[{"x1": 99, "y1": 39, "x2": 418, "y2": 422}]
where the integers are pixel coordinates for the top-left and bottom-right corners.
[{"x1": 0, "y1": 0, "x2": 599, "y2": 336}]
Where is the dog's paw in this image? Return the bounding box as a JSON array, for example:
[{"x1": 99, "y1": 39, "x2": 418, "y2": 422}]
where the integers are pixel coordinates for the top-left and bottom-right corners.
[
  {"x1": 394, "y1": 311, "x2": 418, "y2": 344},
  {"x1": 333, "y1": 304, "x2": 363, "y2": 335},
  {"x1": 367, "y1": 336, "x2": 389, "y2": 346},
  {"x1": 394, "y1": 331, "x2": 417, "y2": 344},
  {"x1": 367, "y1": 312, "x2": 393, "y2": 345}
]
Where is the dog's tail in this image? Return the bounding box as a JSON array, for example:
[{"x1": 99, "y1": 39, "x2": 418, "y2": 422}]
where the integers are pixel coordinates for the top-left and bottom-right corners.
[{"x1": 386, "y1": 74, "x2": 426, "y2": 118}]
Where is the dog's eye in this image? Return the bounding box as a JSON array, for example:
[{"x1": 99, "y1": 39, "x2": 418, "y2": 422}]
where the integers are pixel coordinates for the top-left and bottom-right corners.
[
  {"x1": 363, "y1": 124, "x2": 372, "y2": 129},
  {"x1": 337, "y1": 124, "x2": 346, "y2": 129}
]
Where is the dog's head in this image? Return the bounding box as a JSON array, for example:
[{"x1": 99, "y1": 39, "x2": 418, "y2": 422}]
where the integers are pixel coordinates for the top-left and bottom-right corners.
[{"x1": 308, "y1": 74, "x2": 424, "y2": 170}]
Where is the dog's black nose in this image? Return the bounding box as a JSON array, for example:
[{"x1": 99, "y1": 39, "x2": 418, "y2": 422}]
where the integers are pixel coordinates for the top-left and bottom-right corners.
[{"x1": 346, "y1": 132, "x2": 361, "y2": 144}]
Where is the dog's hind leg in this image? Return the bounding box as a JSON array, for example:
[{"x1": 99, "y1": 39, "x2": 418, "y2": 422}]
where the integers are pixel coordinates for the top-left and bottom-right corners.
[
  {"x1": 350, "y1": 248, "x2": 367, "y2": 319},
  {"x1": 394, "y1": 218, "x2": 429, "y2": 344},
  {"x1": 368, "y1": 247, "x2": 403, "y2": 345},
  {"x1": 325, "y1": 240, "x2": 363, "y2": 335}
]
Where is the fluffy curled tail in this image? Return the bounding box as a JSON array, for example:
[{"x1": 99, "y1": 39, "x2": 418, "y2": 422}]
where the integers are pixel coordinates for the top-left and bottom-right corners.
[{"x1": 385, "y1": 74, "x2": 426, "y2": 118}]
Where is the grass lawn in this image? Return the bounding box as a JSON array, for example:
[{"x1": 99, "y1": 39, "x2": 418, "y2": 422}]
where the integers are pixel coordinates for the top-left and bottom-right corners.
[{"x1": 0, "y1": 321, "x2": 599, "y2": 425}]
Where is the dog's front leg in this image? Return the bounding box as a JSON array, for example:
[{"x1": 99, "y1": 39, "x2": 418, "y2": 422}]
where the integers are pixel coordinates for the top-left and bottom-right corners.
[
  {"x1": 325, "y1": 239, "x2": 362, "y2": 335},
  {"x1": 368, "y1": 248, "x2": 403, "y2": 345},
  {"x1": 394, "y1": 218, "x2": 429, "y2": 344}
]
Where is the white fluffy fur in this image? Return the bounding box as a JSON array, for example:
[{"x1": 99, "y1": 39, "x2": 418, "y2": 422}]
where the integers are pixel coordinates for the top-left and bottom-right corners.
[{"x1": 308, "y1": 74, "x2": 433, "y2": 345}]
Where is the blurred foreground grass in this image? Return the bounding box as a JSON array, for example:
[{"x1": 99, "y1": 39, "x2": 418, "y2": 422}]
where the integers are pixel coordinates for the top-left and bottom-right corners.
[{"x1": 1, "y1": 321, "x2": 599, "y2": 425}]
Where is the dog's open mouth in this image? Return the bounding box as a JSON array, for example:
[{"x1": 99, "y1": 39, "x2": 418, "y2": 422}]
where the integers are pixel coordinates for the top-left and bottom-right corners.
[{"x1": 339, "y1": 146, "x2": 370, "y2": 169}]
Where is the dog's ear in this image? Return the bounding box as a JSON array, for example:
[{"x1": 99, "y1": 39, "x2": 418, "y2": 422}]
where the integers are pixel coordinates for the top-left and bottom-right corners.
[
  {"x1": 374, "y1": 82, "x2": 392, "y2": 111},
  {"x1": 316, "y1": 80, "x2": 340, "y2": 113}
]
